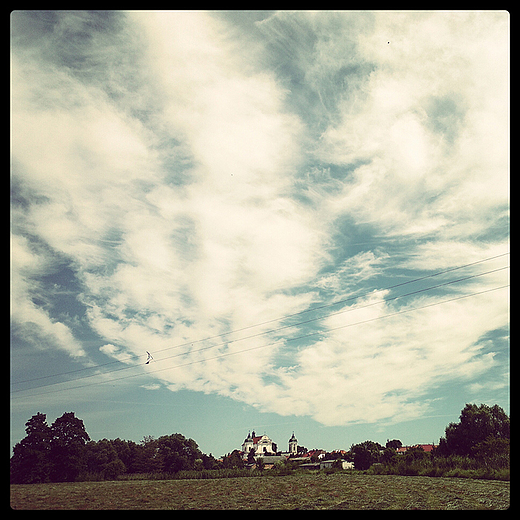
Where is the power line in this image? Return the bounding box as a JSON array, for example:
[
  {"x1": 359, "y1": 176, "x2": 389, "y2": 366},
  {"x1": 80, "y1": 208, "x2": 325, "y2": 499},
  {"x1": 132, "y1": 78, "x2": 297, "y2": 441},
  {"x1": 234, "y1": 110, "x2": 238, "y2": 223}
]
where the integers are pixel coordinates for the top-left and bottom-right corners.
[
  {"x1": 11, "y1": 283, "x2": 509, "y2": 400},
  {"x1": 11, "y1": 264, "x2": 509, "y2": 393},
  {"x1": 11, "y1": 251, "x2": 509, "y2": 387}
]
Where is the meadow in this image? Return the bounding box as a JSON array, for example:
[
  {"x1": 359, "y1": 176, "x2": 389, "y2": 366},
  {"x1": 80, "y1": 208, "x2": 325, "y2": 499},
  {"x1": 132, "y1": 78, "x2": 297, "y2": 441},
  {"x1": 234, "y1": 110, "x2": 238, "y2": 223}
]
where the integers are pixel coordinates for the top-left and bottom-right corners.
[{"x1": 10, "y1": 472, "x2": 510, "y2": 510}]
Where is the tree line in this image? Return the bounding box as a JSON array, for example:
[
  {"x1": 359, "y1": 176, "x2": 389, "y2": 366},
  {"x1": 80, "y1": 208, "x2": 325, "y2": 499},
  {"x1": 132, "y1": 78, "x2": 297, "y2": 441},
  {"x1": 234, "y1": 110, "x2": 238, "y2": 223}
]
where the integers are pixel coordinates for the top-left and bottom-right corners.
[
  {"x1": 347, "y1": 404, "x2": 510, "y2": 480},
  {"x1": 10, "y1": 403, "x2": 509, "y2": 484},
  {"x1": 10, "y1": 412, "x2": 220, "y2": 484}
]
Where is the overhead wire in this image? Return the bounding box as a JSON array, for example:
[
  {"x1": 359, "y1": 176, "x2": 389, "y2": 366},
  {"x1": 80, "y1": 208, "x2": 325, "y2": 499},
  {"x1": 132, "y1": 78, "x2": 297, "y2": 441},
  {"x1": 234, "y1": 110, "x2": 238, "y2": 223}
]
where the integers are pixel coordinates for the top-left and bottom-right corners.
[
  {"x1": 11, "y1": 283, "x2": 509, "y2": 400},
  {"x1": 11, "y1": 263, "x2": 509, "y2": 392},
  {"x1": 11, "y1": 251, "x2": 509, "y2": 387},
  {"x1": 11, "y1": 260, "x2": 509, "y2": 398}
]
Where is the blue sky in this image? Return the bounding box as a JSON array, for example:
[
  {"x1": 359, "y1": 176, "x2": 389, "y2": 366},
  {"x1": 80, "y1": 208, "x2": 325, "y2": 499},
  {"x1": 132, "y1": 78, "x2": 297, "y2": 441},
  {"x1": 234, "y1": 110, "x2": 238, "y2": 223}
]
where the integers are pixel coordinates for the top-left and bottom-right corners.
[{"x1": 11, "y1": 10, "x2": 509, "y2": 458}]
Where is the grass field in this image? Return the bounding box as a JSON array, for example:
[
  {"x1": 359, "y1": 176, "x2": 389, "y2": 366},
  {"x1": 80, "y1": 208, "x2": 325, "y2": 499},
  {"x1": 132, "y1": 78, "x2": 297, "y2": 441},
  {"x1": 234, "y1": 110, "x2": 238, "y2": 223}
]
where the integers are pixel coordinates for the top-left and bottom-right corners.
[{"x1": 10, "y1": 473, "x2": 510, "y2": 510}]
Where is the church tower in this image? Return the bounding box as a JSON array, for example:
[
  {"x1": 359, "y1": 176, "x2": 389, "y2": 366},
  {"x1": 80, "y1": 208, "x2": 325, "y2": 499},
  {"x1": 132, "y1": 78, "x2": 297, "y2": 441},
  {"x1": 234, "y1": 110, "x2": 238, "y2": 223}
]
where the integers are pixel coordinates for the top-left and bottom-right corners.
[
  {"x1": 242, "y1": 431, "x2": 253, "y2": 454},
  {"x1": 288, "y1": 432, "x2": 298, "y2": 455}
]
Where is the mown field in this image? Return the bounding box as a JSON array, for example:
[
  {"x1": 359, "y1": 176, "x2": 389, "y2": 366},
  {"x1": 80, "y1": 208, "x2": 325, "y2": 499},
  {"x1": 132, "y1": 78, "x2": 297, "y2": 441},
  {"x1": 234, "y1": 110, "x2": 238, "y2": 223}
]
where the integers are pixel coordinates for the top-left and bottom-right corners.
[{"x1": 10, "y1": 472, "x2": 510, "y2": 510}]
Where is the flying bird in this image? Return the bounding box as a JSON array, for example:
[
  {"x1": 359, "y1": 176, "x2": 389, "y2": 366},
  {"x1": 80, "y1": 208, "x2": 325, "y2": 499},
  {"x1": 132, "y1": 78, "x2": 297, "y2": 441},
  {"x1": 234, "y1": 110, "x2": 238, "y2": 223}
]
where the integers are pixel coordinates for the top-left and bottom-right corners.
[{"x1": 145, "y1": 351, "x2": 153, "y2": 364}]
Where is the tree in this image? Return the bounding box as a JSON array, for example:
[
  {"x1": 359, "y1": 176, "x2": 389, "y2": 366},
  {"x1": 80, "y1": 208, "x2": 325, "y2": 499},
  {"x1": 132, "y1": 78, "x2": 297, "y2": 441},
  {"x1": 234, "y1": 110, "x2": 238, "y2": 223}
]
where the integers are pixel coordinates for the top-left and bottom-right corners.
[
  {"x1": 222, "y1": 449, "x2": 245, "y2": 469},
  {"x1": 155, "y1": 434, "x2": 203, "y2": 473},
  {"x1": 85, "y1": 439, "x2": 126, "y2": 480},
  {"x1": 10, "y1": 412, "x2": 52, "y2": 484},
  {"x1": 351, "y1": 441, "x2": 382, "y2": 470},
  {"x1": 386, "y1": 439, "x2": 402, "y2": 450},
  {"x1": 247, "y1": 447, "x2": 256, "y2": 463},
  {"x1": 380, "y1": 447, "x2": 398, "y2": 465},
  {"x1": 439, "y1": 403, "x2": 510, "y2": 456},
  {"x1": 353, "y1": 447, "x2": 374, "y2": 470},
  {"x1": 110, "y1": 438, "x2": 133, "y2": 471},
  {"x1": 201, "y1": 453, "x2": 217, "y2": 470},
  {"x1": 404, "y1": 445, "x2": 428, "y2": 462},
  {"x1": 49, "y1": 412, "x2": 90, "y2": 482},
  {"x1": 104, "y1": 459, "x2": 126, "y2": 480}
]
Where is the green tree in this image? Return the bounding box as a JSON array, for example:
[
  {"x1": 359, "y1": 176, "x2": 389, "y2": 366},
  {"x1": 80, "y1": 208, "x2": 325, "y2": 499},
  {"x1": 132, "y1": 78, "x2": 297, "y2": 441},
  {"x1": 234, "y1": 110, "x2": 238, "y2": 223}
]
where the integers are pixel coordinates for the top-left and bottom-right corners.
[
  {"x1": 222, "y1": 449, "x2": 245, "y2": 469},
  {"x1": 110, "y1": 438, "x2": 133, "y2": 471},
  {"x1": 10, "y1": 412, "x2": 52, "y2": 484},
  {"x1": 104, "y1": 459, "x2": 126, "y2": 480},
  {"x1": 201, "y1": 453, "x2": 217, "y2": 470},
  {"x1": 247, "y1": 447, "x2": 256, "y2": 463},
  {"x1": 404, "y1": 445, "x2": 428, "y2": 462},
  {"x1": 49, "y1": 412, "x2": 90, "y2": 482},
  {"x1": 353, "y1": 447, "x2": 374, "y2": 470},
  {"x1": 439, "y1": 403, "x2": 510, "y2": 456},
  {"x1": 351, "y1": 441, "x2": 382, "y2": 470},
  {"x1": 380, "y1": 447, "x2": 398, "y2": 465},
  {"x1": 85, "y1": 439, "x2": 126, "y2": 479},
  {"x1": 155, "y1": 433, "x2": 203, "y2": 473},
  {"x1": 129, "y1": 436, "x2": 160, "y2": 473},
  {"x1": 385, "y1": 439, "x2": 402, "y2": 450}
]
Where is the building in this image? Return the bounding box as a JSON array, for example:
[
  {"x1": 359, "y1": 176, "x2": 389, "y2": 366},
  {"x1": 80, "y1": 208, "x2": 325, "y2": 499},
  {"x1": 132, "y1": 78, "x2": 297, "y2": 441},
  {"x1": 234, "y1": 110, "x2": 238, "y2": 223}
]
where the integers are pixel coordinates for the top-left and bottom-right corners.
[
  {"x1": 320, "y1": 460, "x2": 354, "y2": 470},
  {"x1": 288, "y1": 432, "x2": 298, "y2": 455},
  {"x1": 242, "y1": 431, "x2": 276, "y2": 457}
]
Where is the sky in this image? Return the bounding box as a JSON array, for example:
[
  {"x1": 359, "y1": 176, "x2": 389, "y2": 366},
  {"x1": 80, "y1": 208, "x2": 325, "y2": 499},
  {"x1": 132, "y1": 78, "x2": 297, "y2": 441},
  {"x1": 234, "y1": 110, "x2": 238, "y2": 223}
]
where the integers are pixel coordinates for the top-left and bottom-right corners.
[{"x1": 11, "y1": 10, "x2": 509, "y2": 458}]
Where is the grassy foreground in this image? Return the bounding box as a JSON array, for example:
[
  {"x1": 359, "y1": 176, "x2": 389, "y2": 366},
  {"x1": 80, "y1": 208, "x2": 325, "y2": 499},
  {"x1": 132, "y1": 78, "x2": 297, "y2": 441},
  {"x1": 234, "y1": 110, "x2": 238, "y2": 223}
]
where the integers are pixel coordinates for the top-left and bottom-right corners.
[{"x1": 10, "y1": 472, "x2": 510, "y2": 510}]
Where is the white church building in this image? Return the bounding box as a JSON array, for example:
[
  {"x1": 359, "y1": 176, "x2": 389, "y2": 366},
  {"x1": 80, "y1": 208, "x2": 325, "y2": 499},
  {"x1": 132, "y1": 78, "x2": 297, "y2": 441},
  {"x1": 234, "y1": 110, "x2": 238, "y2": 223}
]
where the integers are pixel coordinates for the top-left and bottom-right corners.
[
  {"x1": 242, "y1": 431, "x2": 275, "y2": 456},
  {"x1": 241, "y1": 431, "x2": 299, "y2": 458}
]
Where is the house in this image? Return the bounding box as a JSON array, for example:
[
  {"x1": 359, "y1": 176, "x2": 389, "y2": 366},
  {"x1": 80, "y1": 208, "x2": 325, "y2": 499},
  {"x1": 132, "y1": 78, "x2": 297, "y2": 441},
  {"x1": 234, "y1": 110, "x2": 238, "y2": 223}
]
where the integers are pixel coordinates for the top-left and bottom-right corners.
[{"x1": 319, "y1": 460, "x2": 354, "y2": 470}]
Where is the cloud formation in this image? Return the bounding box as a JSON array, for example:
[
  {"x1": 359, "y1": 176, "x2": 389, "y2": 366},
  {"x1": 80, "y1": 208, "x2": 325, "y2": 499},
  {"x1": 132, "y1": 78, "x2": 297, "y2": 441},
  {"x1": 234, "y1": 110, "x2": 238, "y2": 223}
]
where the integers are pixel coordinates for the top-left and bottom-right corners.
[{"x1": 11, "y1": 11, "x2": 508, "y2": 426}]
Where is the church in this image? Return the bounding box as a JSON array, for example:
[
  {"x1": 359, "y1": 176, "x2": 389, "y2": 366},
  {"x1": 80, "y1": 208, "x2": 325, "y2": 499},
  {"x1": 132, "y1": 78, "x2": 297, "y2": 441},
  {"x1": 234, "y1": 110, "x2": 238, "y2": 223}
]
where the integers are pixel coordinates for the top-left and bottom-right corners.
[
  {"x1": 241, "y1": 431, "x2": 298, "y2": 457},
  {"x1": 241, "y1": 431, "x2": 275, "y2": 456}
]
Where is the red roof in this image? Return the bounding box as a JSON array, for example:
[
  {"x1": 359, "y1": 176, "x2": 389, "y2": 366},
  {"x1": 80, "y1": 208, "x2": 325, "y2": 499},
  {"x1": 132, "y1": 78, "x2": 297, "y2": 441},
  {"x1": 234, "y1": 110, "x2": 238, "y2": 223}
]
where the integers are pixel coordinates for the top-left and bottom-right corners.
[
  {"x1": 252, "y1": 436, "x2": 263, "y2": 444},
  {"x1": 417, "y1": 444, "x2": 436, "y2": 452},
  {"x1": 397, "y1": 444, "x2": 437, "y2": 453}
]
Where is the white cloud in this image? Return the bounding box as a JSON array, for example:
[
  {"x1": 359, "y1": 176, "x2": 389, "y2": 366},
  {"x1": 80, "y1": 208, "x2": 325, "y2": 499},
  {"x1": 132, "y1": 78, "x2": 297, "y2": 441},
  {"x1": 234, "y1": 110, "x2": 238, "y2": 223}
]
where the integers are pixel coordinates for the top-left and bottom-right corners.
[
  {"x1": 267, "y1": 279, "x2": 508, "y2": 426},
  {"x1": 10, "y1": 233, "x2": 86, "y2": 358},
  {"x1": 11, "y1": 11, "x2": 508, "y2": 427},
  {"x1": 318, "y1": 11, "x2": 509, "y2": 242}
]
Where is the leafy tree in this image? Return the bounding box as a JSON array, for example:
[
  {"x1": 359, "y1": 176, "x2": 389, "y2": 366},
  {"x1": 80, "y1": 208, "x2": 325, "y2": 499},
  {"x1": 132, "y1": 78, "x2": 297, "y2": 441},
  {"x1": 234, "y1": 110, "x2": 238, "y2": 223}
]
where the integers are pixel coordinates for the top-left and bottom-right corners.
[
  {"x1": 351, "y1": 441, "x2": 383, "y2": 470},
  {"x1": 380, "y1": 447, "x2": 398, "y2": 465},
  {"x1": 10, "y1": 412, "x2": 52, "y2": 484},
  {"x1": 404, "y1": 445, "x2": 428, "y2": 461},
  {"x1": 155, "y1": 433, "x2": 203, "y2": 473},
  {"x1": 353, "y1": 447, "x2": 374, "y2": 470},
  {"x1": 385, "y1": 439, "x2": 402, "y2": 450},
  {"x1": 49, "y1": 412, "x2": 90, "y2": 482},
  {"x1": 131, "y1": 438, "x2": 160, "y2": 473},
  {"x1": 104, "y1": 459, "x2": 126, "y2": 480},
  {"x1": 110, "y1": 438, "x2": 134, "y2": 471},
  {"x1": 470, "y1": 436, "x2": 510, "y2": 469},
  {"x1": 439, "y1": 403, "x2": 510, "y2": 456},
  {"x1": 247, "y1": 447, "x2": 256, "y2": 463},
  {"x1": 222, "y1": 449, "x2": 245, "y2": 469},
  {"x1": 201, "y1": 452, "x2": 217, "y2": 470},
  {"x1": 85, "y1": 439, "x2": 126, "y2": 479}
]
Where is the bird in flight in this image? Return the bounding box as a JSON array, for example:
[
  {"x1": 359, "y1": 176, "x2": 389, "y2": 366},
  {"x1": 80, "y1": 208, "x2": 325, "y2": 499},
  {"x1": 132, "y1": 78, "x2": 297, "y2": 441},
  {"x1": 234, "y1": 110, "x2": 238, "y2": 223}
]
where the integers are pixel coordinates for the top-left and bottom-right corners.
[{"x1": 145, "y1": 351, "x2": 153, "y2": 364}]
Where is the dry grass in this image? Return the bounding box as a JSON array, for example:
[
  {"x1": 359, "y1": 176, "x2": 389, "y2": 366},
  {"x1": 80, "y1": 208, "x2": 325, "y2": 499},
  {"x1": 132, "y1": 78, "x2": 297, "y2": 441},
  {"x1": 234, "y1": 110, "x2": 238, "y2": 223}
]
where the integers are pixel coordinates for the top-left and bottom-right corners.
[{"x1": 10, "y1": 472, "x2": 510, "y2": 510}]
